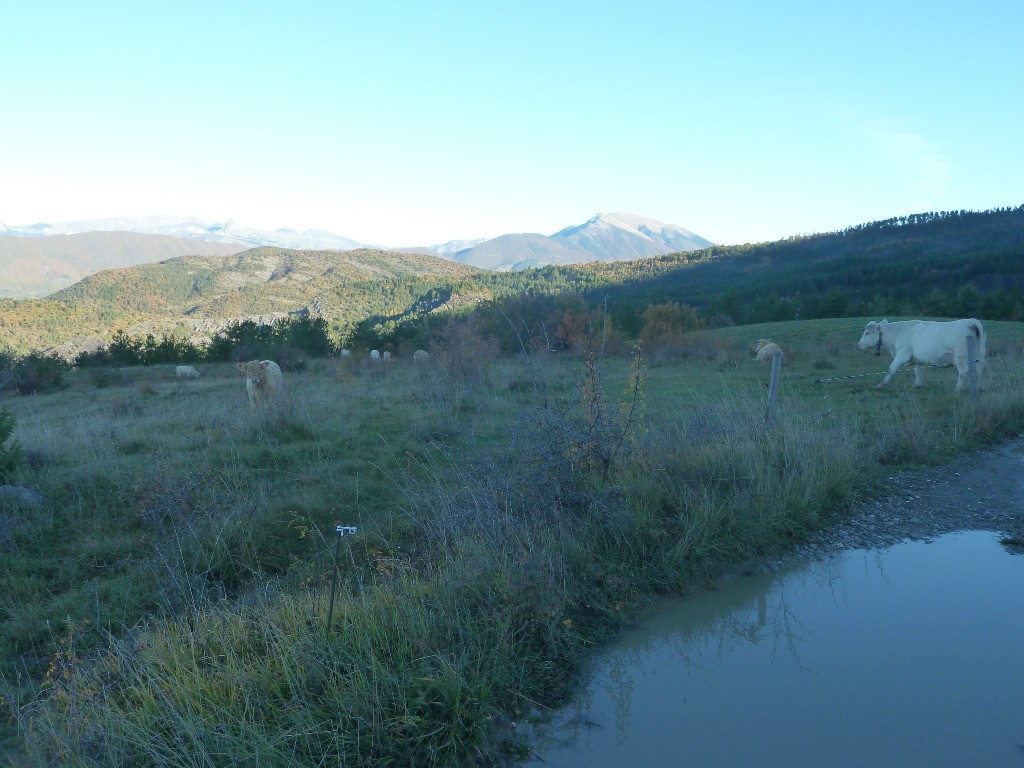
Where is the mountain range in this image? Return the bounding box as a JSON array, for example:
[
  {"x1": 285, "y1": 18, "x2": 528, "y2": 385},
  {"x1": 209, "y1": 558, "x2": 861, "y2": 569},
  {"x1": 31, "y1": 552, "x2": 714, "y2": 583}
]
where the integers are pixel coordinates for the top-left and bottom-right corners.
[
  {"x1": 0, "y1": 216, "x2": 364, "y2": 251},
  {"x1": 2, "y1": 205, "x2": 1022, "y2": 357},
  {"x1": 445, "y1": 213, "x2": 712, "y2": 269},
  {"x1": 0, "y1": 212, "x2": 712, "y2": 297}
]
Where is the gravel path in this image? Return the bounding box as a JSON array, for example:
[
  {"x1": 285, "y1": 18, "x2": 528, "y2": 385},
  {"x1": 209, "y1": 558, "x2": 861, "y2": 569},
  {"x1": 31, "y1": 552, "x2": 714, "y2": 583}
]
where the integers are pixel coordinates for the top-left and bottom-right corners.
[{"x1": 767, "y1": 434, "x2": 1024, "y2": 567}]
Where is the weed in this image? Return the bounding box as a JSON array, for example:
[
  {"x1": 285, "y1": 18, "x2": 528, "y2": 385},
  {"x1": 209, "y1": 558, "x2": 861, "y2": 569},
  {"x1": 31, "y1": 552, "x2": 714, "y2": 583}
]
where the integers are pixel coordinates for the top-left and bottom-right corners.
[{"x1": 0, "y1": 512, "x2": 18, "y2": 548}]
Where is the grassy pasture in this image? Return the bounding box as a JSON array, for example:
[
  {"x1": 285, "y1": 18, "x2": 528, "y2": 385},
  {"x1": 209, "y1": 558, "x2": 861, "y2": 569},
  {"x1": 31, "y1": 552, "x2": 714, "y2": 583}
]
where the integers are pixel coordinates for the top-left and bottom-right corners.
[{"x1": 2, "y1": 318, "x2": 1023, "y2": 766}]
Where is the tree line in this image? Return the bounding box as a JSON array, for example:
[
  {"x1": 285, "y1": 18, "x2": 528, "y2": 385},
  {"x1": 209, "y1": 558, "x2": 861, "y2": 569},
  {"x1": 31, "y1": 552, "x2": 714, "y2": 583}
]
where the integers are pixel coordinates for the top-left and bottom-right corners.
[
  {"x1": 73, "y1": 316, "x2": 337, "y2": 368},
  {"x1": 0, "y1": 316, "x2": 337, "y2": 394}
]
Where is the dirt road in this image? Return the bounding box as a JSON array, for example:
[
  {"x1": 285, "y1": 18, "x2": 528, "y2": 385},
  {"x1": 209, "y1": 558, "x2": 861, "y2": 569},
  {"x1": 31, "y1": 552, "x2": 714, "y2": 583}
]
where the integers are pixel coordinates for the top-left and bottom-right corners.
[{"x1": 782, "y1": 435, "x2": 1024, "y2": 563}]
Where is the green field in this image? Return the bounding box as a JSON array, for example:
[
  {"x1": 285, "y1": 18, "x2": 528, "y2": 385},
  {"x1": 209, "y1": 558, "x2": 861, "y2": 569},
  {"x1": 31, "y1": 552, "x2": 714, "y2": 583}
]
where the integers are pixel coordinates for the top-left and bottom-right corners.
[{"x1": 3, "y1": 318, "x2": 1023, "y2": 766}]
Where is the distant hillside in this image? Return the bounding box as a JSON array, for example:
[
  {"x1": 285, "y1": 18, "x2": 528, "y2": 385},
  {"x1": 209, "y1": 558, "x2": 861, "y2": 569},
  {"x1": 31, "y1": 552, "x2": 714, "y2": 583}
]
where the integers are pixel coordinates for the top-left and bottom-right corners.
[
  {"x1": 0, "y1": 246, "x2": 481, "y2": 354},
  {"x1": 450, "y1": 212, "x2": 712, "y2": 270},
  {"x1": 0, "y1": 231, "x2": 245, "y2": 298}
]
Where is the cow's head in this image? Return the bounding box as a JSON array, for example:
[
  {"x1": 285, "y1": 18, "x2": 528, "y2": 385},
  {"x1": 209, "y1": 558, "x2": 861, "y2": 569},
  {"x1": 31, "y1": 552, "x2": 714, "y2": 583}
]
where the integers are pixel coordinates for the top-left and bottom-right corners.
[
  {"x1": 857, "y1": 320, "x2": 887, "y2": 353},
  {"x1": 237, "y1": 360, "x2": 270, "y2": 384}
]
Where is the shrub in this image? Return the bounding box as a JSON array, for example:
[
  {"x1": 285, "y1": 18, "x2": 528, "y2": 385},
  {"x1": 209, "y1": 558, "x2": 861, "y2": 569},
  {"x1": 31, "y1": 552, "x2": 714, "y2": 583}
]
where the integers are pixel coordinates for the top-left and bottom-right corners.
[
  {"x1": 0, "y1": 406, "x2": 23, "y2": 484},
  {"x1": 0, "y1": 344, "x2": 16, "y2": 391},
  {"x1": 639, "y1": 303, "x2": 714, "y2": 364},
  {"x1": 430, "y1": 316, "x2": 499, "y2": 384},
  {"x1": 14, "y1": 352, "x2": 70, "y2": 394},
  {"x1": 639, "y1": 301, "x2": 704, "y2": 347}
]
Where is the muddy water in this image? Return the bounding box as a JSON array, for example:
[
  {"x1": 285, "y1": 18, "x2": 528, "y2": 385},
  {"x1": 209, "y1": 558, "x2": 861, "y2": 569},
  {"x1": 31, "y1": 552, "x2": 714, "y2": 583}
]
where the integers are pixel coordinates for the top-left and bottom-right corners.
[{"x1": 526, "y1": 532, "x2": 1024, "y2": 767}]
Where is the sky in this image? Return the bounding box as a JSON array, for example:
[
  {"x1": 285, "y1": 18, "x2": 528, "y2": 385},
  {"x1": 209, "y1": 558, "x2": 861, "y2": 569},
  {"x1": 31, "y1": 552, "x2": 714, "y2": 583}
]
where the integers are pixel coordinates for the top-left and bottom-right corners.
[{"x1": 2, "y1": 0, "x2": 1022, "y2": 247}]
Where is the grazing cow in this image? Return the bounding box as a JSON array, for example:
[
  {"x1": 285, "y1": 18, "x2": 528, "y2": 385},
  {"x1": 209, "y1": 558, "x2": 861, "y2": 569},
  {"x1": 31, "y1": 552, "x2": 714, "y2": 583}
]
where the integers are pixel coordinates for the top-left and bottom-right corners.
[
  {"x1": 382, "y1": 351, "x2": 392, "y2": 362},
  {"x1": 340, "y1": 349, "x2": 352, "y2": 358},
  {"x1": 236, "y1": 360, "x2": 284, "y2": 407},
  {"x1": 413, "y1": 349, "x2": 429, "y2": 364},
  {"x1": 754, "y1": 339, "x2": 783, "y2": 364},
  {"x1": 175, "y1": 365, "x2": 200, "y2": 379},
  {"x1": 370, "y1": 350, "x2": 381, "y2": 362},
  {"x1": 856, "y1": 318, "x2": 986, "y2": 391}
]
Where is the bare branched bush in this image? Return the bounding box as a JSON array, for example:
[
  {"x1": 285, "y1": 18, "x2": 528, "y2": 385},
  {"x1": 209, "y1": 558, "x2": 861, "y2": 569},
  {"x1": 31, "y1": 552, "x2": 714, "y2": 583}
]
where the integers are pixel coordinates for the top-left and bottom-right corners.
[
  {"x1": 108, "y1": 394, "x2": 142, "y2": 419},
  {"x1": 644, "y1": 330, "x2": 742, "y2": 366},
  {"x1": 430, "y1": 316, "x2": 499, "y2": 386}
]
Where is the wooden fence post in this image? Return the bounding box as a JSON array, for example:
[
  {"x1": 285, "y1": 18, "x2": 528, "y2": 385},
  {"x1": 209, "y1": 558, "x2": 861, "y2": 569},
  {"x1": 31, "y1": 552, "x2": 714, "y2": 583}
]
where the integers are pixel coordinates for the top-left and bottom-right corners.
[
  {"x1": 326, "y1": 525, "x2": 358, "y2": 639},
  {"x1": 966, "y1": 334, "x2": 978, "y2": 403},
  {"x1": 767, "y1": 350, "x2": 782, "y2": 423}
]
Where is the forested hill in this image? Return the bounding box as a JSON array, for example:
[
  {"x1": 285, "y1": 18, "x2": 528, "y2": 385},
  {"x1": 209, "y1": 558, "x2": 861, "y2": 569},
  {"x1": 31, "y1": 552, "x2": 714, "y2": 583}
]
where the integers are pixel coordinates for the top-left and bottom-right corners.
[
  {"x1": 641, "y1": 205, "x2": 1024, "y2": 301},
  {"x1": 489, "y1": 205, "x2": 1024, "y2": 332},
  {"x1": 0, "y1": 247, "x2": 481, "y2": 353},
  {"x1": 50, "y1": 246, "x2": 478, "y2": 316}
]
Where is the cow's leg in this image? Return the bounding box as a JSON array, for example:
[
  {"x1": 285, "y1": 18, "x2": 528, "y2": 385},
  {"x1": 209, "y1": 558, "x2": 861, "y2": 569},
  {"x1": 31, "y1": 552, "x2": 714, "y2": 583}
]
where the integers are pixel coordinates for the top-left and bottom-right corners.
[
  {"x1": 913, "y1": 365, "x2": 924, "y2": 387},
  {"x1": 879, "y1": 349, "x2": 912, "y2": 387},
  {"x1": 953, "y1": 355, "x2": 967, "y2": 392}
]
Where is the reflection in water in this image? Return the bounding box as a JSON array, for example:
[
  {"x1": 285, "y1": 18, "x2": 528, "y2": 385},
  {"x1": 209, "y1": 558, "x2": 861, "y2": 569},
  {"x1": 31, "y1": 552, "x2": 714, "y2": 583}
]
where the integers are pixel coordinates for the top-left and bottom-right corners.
[{"x1": 527, "y1": 532, "x2": 1024, "y2": 768}]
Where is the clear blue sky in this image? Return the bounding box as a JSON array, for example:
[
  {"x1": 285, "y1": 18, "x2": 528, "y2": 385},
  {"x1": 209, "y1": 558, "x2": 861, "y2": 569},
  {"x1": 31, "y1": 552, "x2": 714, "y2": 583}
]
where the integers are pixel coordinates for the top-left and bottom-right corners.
[{"x1": 2, "y1": 0, "x2": 1021, "y2": 246}]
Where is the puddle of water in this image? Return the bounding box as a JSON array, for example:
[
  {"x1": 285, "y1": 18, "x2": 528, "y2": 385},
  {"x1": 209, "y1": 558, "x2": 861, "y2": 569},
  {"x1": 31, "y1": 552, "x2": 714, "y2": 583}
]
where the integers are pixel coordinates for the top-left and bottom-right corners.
[{"x1": 526, "y1": 531, "x2": 1024, "y2": 768}]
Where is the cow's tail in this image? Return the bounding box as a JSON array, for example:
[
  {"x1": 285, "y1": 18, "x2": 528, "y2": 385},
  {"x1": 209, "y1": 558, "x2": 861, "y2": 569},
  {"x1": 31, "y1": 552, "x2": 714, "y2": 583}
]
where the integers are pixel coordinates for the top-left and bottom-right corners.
[{"x1": 968, "y1": 319, "x2": 986, "y2": 366}]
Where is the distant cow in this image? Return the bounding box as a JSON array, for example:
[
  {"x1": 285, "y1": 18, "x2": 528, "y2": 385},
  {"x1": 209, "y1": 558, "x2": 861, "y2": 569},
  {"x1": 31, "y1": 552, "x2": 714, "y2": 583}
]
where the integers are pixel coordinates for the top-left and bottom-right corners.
[
  {"x1": 413, "y1": 349, "x2": 429, "y2": 364},
  {"x1": 382, "y1": 351, "x2": 392, "y2": 362},
  {"x1": 237, "y1": 360, "x2": 284, "y2": 407},
  {"x1": 856, "y1": 318, "x2": 986, "y2": 391},
  {"x1": 175, "y1": 365, "x2": 199, "y2": 379},
  {"x1": 370, "y1": 350, "x2": 381, "y2": 362},
  {"x1": 340, "y1": 349, "x2": 352, "y2": 359},
  {"x1": 754, "y1": 339, "x2": 783, "y2": 364}
]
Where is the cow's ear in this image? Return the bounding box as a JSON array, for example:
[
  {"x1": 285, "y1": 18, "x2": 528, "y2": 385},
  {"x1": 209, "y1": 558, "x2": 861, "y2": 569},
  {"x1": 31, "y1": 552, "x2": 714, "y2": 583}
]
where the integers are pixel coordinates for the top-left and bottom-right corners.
[{"x1": 237, "y1": 363, "x2": 246, "y2": 372}]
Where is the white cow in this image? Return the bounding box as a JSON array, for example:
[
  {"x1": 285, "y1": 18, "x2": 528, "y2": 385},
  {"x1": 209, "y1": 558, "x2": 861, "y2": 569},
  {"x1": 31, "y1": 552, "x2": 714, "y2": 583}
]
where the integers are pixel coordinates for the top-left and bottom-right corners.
[
  {"x1": 754, "y1": 339, "x2": 783, "y2": 364},
  {"x1": 175, "y1": 365, "x2": 200, "y2": 379},
  {"x1": 856, "y1": 318, "x2": 986, "y2": 392},
  {"x1": 382, "y1": 351, "x2": 392, "y2": 362},
  {"x1": 237, "y1": 360, "x2": 284, "y2": 407},
  {"x1": 413, "y1": 349, "x2": 429, "y2": 364},
  {"x1": 370, "y1": 349, "x2": 381, "y2": 362},
  {"x1": 340, "y1": 349, "x2": 352, "y2": 359}
]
